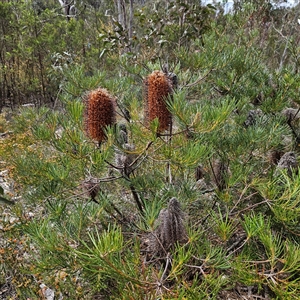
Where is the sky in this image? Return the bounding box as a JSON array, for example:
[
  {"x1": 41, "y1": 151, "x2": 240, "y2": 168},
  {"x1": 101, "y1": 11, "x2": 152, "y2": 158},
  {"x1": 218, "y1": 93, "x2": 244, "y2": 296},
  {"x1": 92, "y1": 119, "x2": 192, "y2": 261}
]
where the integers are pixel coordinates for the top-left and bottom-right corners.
[{"x1": 201, "y1": 0, "x2": 300, "y2": 14}]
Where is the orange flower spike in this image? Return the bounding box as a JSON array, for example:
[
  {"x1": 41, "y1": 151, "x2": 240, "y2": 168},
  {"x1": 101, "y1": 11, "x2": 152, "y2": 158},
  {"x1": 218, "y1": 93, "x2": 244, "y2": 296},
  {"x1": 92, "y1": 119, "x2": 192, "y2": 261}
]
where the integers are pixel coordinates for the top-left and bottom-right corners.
[
  {"x1": 84, "y1": 88, "x2": 116, "y2": 144},
  {"x1": 145, "y1": 70, "x2": 173, "y2": 133}
]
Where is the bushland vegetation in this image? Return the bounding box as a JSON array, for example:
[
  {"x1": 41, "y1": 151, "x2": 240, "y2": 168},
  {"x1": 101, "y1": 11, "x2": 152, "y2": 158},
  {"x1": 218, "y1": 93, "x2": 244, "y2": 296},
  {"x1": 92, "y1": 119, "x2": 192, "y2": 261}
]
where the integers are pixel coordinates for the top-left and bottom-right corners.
[{"x1": 1, "y1": 0, "x2": 300, "y2": 299}]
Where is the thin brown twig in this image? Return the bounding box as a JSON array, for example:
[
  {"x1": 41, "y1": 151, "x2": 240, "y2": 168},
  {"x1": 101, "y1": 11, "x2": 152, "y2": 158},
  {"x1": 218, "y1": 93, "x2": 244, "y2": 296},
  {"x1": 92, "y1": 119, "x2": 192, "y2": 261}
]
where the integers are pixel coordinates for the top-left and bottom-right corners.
[
  {"x1": 229, "y1": 189, "x2": 259, "y2": 216},
  {"x1": 234, "y1": 199, "x2": 272, "y2": 216},
  {"x1": 226, "y1": 237, "x2": 249, "y2": 258},
  {"x1": 159, "y1": 253, "x2": 172, "y2": 283},
  {"x1": 184, "y1": 263, "x2": 206, "y2": 276},
  {"x1": 184, "y1": 68, "x2": 215, "y2": 88},
  {"x1": 226, "y1": 234, "x2": 247, "y2": 254}
]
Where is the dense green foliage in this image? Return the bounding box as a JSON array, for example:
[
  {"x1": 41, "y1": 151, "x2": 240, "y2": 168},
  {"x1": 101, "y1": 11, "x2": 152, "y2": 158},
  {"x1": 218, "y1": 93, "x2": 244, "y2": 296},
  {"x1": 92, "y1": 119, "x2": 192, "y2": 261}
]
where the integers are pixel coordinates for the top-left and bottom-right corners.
[{"x1": 1, "y1": 0, "x2": 300, "y2": 299}]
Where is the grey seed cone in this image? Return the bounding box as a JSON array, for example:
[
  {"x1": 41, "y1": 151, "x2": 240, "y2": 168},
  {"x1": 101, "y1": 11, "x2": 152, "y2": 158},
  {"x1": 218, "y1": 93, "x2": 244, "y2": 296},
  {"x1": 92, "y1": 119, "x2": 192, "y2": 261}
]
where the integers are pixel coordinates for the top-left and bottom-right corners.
[
  {"x1": 148, "y1": 197, "x2": 187, "y2": 255},
  {"x1": 212, "y1": 159, "x2": 230, "y2": 191},
  {"x1": 276, "y1": 151, "x2": 298, "y2": 177},
  {"x1": 244, "y1": 109, "x2": 263, "y2": 127}
]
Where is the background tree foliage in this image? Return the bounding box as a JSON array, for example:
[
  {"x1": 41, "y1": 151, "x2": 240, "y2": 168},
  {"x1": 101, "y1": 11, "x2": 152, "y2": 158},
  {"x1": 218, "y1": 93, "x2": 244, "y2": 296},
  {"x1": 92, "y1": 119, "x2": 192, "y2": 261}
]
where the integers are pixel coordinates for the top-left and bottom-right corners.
[{"x1": 1, "y1": 0, "x2": 300, "y2": 299}]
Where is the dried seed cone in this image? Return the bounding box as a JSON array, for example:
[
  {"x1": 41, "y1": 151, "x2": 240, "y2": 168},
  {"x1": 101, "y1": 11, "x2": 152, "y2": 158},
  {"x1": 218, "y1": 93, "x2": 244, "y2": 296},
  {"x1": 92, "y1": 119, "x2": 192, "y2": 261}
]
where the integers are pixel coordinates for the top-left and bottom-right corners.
[
  {"x1": 84, "y1": 88, "x2": 116, "y2": 143},
  {"x1": 148, "y1": 197, "x2": 187, "y2": 255},
  {"x1": 276, "y1": 151, "x2": 298, "y2": 177},
  {"x1": 268, "y1": 149, "x2": 284, "y2": 165},
  {"x1": 212, "y1": 159, "x2": 230, "y2": 191},
  {"x1": 195, "y1": 165, "x2": 205, "y2": 181},
  {"x1": 144, "y1": 70, "x2": 173, "y2": 132}
]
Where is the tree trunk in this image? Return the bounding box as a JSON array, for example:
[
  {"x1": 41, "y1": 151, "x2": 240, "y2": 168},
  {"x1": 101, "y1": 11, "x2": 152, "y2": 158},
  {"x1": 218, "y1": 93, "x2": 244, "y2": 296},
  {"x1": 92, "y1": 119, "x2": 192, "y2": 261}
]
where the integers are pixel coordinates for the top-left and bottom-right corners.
[
  {"x1": 58, "y1": 0, "x2": 72, "y2": 21},
  {"x1": 117, "y1": 0, "x2": 126, "y2": 30},
  {"x1": 128, "y1": 0, "x2": 134, "y2": 51}
]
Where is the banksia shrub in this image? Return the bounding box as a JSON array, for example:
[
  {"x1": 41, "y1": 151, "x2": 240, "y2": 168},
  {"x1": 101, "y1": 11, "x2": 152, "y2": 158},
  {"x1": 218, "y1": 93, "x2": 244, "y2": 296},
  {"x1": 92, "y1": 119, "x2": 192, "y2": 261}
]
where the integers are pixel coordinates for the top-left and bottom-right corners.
[
  {"x1": 84, "y1": 88, "x2": 116, "y2": 144},
  {"x1": 144, "y1": 70, "x2": 173, "y2": 133}
]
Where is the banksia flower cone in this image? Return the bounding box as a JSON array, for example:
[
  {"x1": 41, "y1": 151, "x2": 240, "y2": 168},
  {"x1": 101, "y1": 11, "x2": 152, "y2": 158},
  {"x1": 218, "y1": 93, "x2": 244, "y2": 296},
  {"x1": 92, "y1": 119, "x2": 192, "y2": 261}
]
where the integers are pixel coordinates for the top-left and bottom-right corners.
[
  {"x1": 84, "y1": 88, "x2": 116, "y2": 144},
  {"x1": 144, "y1": 70, "x2": 173, "y2": 133}
]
